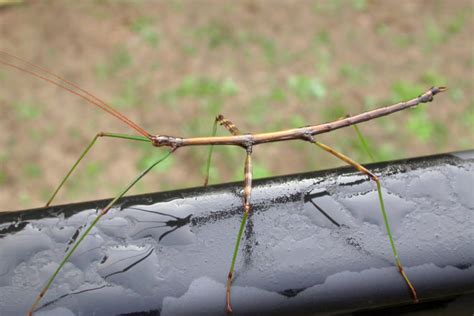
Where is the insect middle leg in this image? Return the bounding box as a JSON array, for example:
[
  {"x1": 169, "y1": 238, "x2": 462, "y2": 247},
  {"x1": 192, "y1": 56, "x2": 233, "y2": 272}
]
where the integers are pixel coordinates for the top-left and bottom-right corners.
[
  {"x1": 226, "y1": 145, "x2": 253, "y2": 314},
  {"x1": 46, "y1": 132, "x2": 151, "y2": 206},
  {"x1": 308, "y1": 139, "x2": 418, "y2": 303},
  {"x1": 201, "y1": 114, "x2": 252, "y2": 313},
  {"x1": 203, "y1": 114, "x2": 241, "y2": 186}
]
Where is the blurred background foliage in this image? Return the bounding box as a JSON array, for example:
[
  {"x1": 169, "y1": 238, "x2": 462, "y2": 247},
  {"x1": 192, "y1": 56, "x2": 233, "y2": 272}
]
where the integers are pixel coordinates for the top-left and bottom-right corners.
[{"x1": 0, "y1": 0, "x2": 472, "y2": 209}]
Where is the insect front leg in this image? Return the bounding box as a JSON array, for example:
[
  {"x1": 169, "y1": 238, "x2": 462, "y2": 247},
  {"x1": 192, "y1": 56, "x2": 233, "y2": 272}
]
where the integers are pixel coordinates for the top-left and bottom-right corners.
[
  {"x1": 308, "y1": 139, "x2": 418, "y2": 303},
  {"x1": 28, "y1": 149, "x2": 175, "y2": 315},
  {"x1": 46, "y1": 132, "x2": 151, "y2": 206},
  {"x1": 226, "y1": 145, "x2": 253, "y2": 314}
]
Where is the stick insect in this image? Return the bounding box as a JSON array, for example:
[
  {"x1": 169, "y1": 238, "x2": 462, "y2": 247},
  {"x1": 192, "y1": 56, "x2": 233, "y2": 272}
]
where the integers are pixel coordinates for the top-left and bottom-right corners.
[{"x1": 0, "y1": 51, "x2": 447, "y2": 315}]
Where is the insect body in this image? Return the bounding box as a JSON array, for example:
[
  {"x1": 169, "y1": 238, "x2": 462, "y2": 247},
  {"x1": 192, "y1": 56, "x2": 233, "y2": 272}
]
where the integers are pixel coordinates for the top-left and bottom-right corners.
[{"x1": 0, "y1": 51, "x2": 447, "y2": 315}]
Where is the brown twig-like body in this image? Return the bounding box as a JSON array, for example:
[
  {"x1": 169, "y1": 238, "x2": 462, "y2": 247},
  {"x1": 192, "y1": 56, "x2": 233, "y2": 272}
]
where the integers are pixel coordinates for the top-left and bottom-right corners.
[
  {"x1": 0, "y1": 50, "x2": 446, "y2": 315},
  {"x1": 150, "y1": 86, "x2": 446, "y2": 149},
  {"x1": 0, "y1": 51, "x2": 445, "y2": 152}
]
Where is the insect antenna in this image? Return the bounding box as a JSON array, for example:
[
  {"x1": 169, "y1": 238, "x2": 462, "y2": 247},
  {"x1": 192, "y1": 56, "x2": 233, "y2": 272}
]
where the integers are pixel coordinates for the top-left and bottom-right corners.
[{"x1": 0, "y1": 50, "x2": 152, "y2": 139}]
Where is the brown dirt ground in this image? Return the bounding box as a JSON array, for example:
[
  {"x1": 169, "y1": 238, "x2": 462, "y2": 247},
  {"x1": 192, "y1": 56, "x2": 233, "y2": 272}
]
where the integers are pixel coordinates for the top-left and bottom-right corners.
[{"x1": 0, "y1": 0, "x2": 472, "y2": 211}]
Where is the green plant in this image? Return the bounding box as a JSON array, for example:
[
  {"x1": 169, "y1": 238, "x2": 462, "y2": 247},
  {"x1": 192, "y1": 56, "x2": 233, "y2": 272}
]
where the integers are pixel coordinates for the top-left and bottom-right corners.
[
  {"x1": 195, "y1": 22, "x2": 236, "y2": 48},
  {"x1": 137, "y1": 148, "x2": 175, "y2": 174},
  {"x1": 95, "y1": 46, "x2": 132, "y2": 80},
  {"x1": 130, "y1": 16, "x2": 160, "y2": 48},
  {"x1": 113, "y1": 79, "x2": 141, "y2": 109},
  {"x1": 339, "y1": 63, "x2": 370, "y2": 85},
  {"x1": 23, "y1": 163, "x2": 42, "y2": 178},
  {"x1": 12, "y1": 101, "x2": 42, "y2": 120},
  {"x1": 287, "y1": 75, "x2": 326, "y2": 100},
  {"x1": 391, "y1": 80, "x2": 424, "y2": 102}
]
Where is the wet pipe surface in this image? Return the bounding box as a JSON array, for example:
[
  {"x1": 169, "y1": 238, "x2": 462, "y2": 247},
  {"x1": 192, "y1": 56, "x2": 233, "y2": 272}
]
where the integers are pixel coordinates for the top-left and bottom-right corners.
[{"x1": 0, "y1": 151, "x2": 473, "y2": 315}]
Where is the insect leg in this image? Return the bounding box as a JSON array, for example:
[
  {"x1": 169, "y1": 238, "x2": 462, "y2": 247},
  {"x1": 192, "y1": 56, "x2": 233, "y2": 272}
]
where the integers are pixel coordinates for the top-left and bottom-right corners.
[
  {"x1": 352, "y1": 123, "x2": 376, "y2": 162},
  {"x1": 337, "y1": 114, "x2": 376, "y2": 163},
  {"x1": 203, "y1": 114, "x2": 241, "y2": 186},
  {"x1": 28, "y1": 149, "x2": 175, "y2": 316},
  {"x1": 226, "y1": 146, "x2": 252, "y2": 314},
  {"x1": 46, "y1": 132, "x2": 151, "y2": 206},
  {"x1": 310, "y1": 140, "x2": 418, "y2": 303}
]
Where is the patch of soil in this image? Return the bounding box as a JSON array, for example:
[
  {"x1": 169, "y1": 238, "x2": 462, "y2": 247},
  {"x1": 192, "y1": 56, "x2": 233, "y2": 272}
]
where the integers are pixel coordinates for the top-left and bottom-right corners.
[{"x1": 0, "y1": 0, "x2": 472, "y2": 210}]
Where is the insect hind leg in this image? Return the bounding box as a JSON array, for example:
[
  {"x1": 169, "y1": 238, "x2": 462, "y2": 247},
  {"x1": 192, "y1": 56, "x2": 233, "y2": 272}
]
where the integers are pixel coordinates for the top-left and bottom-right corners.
[{"x1": 309, "y1": 139, "x2": 419, "y2": 303}]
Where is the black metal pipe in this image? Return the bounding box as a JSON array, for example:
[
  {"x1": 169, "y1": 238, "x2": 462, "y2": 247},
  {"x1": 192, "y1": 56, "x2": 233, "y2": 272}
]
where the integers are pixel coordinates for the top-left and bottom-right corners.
[{"x1": 1, "y1": 150, "x2": 473, "y2": 315}]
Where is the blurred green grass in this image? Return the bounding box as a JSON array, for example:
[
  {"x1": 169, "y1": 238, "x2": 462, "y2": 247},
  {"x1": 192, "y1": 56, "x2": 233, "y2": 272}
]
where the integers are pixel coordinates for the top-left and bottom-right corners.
[{"x1": 0, "y1": 0, "x2": 472, "y2": 209}]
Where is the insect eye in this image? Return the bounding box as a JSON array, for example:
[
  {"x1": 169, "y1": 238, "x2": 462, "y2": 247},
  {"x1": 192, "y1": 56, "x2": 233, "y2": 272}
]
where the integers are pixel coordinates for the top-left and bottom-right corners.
[{"x1": 151, "y1": 135, "x2": 169, "y2": 147}]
